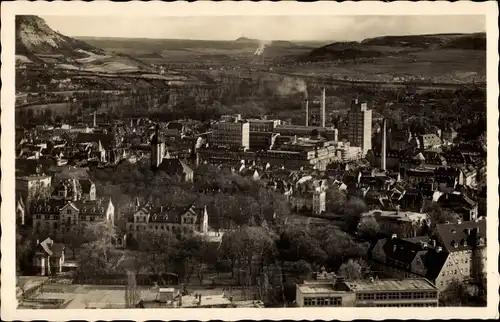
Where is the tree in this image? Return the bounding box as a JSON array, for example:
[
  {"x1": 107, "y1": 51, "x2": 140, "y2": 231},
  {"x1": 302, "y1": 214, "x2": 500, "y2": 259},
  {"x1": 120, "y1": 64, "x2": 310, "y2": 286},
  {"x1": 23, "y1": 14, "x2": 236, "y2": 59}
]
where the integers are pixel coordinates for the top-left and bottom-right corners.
[
  {"x1": 326, "y1": 189, "x2": 347, "y2": 214},
  {"x1": 439, "y1": 279, "x2": 475, "y2": 306},
  {"x1": 337, "y1": 259, "x2": 369, "y2": 281},
  {"x1": 125, "y1": 270, "x2": 140, "y2": 308},
  {"x1": 344, "y1": 197, "x2": 368, "y2": 232},
  {"x1": 357, "y1": 216, "x2": 380, "y2": 240},
  {"x1": 424, "y1": 202, "x2": 461, "y2": 226},
  {"x1": 62, "y1": 229, "x2": 87, "y2": 259},
  {"x1": 77, "y1": 222, "x2": 120, "y2": 277}
]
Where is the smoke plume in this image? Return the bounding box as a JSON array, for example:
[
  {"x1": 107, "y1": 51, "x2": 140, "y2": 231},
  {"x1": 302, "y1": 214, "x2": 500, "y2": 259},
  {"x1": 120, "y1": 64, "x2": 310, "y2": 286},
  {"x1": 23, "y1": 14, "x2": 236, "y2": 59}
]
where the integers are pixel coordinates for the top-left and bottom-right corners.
[
  {"x1": 276, "y1": 76, "x2": 308, "y2": 98},
  {"x1": 254, "y1": 40, "x2": 272, "y2": 56}
]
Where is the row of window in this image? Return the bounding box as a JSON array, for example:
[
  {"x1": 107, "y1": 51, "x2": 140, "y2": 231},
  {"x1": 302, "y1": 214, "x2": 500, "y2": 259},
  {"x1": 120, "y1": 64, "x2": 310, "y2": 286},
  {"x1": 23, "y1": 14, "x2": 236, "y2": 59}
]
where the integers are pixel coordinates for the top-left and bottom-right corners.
[
  {"x1": 34, "y1": 215, "x2": 103, "y2": 221},
  {"x1": 356, "y1": 291, "x2": 437, "y2": 301},
  {"x1": 130, "y1": 224, "x2": 194, "y2": 233},
  {"x1": 303, "y1": 297, "x2": 342, "y2": 307},
  {"x1": 374, "y1": 303, "x2": 438, "y2": 307}
]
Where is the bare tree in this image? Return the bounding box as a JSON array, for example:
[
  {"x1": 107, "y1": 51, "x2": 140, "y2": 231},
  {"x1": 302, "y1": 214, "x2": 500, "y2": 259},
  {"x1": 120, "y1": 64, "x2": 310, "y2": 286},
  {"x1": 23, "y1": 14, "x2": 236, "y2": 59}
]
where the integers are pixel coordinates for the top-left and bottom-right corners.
[{"x1": 125, "y1": 270, "x2": 140, "y2": 308}]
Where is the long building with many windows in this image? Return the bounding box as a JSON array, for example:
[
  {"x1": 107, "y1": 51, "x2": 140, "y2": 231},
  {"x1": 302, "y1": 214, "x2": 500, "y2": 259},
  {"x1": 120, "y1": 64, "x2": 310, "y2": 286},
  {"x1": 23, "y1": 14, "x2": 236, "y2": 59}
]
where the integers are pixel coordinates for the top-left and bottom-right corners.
[{"x1": 296, "y1": 277, "x2": 439, "y2": 307}]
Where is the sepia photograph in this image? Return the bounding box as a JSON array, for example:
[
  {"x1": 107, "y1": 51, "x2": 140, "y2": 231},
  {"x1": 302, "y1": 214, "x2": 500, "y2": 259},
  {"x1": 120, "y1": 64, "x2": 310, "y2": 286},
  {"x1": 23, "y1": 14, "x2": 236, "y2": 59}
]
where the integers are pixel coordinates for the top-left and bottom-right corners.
[{"x1": 1, "y1": 1, "x2": 498, "y2": 321}]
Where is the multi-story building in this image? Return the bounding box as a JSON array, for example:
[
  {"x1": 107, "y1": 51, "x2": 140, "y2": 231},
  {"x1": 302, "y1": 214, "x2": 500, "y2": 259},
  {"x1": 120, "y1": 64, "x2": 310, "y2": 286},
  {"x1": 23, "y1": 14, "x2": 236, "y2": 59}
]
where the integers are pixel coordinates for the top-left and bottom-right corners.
[
  {"x1": 370, "y1": 220, "x2": 486, "y2": 291},
  {"x1": 296, "y1": 277, "x2": 439, "y2": 307},
  {"x1": 31, "y1": 198, "x2": 114, "y2": 239},
  {"x1": 359, "y1": 209, "x2": 430, "y2": 238},
  {"x1": 347, "y1": 99, "x2": 372, "y2": 157},
  {"x1": 248, "y1": 119, "x2": 280, "y2": 133},
  {"x1": 16, "y1": 174, "x2": 52, "y2": 201},
  {"x1": 52, "y1": 178, "x2": 97, "y2": 201},
  {"x1": 273, "y1": 125, "x2": 338, "y2": 142},
  {"x1": 208, "y1": 121, "x2": 250, "y2": 150},
  {"x1": 126, "y1": 203, "x2": 209, "y2": 237}
]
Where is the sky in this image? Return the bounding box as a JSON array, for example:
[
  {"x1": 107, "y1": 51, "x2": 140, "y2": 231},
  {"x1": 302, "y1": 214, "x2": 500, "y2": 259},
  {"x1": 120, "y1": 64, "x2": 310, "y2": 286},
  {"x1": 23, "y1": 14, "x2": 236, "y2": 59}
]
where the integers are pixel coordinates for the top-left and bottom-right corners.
[{"x1": 41, "y1": 15, "x2": 485, "y2": 42}]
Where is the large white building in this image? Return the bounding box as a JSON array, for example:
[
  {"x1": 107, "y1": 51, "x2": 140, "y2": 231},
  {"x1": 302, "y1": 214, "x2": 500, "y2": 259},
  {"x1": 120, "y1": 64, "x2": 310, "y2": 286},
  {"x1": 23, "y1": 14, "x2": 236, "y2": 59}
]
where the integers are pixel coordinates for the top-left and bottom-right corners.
[
  {"x1": 209, "y1": 121, "x2": 250, "y2": 150},
  {"x1": 347, "y1": 99, "x2": 372, "y2": 157}
]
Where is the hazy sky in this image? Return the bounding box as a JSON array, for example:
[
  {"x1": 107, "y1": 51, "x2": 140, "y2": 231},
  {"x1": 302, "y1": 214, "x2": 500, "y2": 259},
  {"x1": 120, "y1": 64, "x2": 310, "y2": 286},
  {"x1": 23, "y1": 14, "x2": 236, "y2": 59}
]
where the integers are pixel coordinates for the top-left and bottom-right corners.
[{"x1": 41, "y1": 15, "x2": 485, "y2": 41}]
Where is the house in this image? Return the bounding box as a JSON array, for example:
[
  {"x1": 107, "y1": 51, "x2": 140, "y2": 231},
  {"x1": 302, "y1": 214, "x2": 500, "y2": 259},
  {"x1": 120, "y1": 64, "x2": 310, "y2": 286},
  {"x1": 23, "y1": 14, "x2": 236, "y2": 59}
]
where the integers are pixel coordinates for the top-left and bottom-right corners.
[
  {"x1": 33, "y1": 237, "x2": 66, "y2": 276},
  {"x1": 17, "y1": 198, "x2": 26, "y2": 226},
  {"x1": 16, "y1": 174, "x2": 52, "y2": 201},
  {"x1": 31, "y1": 198, "x2": 114, "y2": 239},
  {"x1": 437, "y1": 192, "x2": 478, "y2": 221},
  {"x1": 371, "y1": 219, "x2": 487, "y2": 291},
  {"x1": 126, "y1": 203, "x2": 209, "y2": 237},
  {"x1": 360, "y1": 209, "x2": 430, "y2": 238},
  {"x1": 156, "y1": 159, "x2": 194, "y2": 183}
]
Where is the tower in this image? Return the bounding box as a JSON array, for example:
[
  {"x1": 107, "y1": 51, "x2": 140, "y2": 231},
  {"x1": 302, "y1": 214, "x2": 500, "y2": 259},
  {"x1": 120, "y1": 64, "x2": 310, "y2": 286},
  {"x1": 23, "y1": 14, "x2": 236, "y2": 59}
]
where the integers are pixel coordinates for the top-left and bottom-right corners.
[
  {"x1": 381, "y1": 118, "x2": 387, "y2": 171},
  {"x1": 320, "y1": 88, "x2": 326, "y2": 127},
  {"x1": 347, "y1": 98, "x2": 372, "y2": 157},
  {"x1": 304, "y1": 99, "x2": 309, "y2": 126},
  {"x1": 151, "y1": 124, "x2": 165, "y2": 170}
]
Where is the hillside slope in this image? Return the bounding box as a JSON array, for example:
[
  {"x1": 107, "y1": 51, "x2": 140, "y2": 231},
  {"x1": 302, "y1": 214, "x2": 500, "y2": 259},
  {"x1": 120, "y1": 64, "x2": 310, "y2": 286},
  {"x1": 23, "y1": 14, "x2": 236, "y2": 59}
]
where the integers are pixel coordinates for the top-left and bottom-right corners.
[{"x1": 16, "y1": 15, "x2": 105, "y2": 59}]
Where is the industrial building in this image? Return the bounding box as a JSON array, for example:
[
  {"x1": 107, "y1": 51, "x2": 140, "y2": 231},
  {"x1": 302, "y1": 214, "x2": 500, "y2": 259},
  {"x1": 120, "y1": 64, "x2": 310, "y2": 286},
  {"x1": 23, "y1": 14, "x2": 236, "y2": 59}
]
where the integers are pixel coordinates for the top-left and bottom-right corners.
[{"x1": 208, "y1": 120, "x2": 250, "y2": 150}]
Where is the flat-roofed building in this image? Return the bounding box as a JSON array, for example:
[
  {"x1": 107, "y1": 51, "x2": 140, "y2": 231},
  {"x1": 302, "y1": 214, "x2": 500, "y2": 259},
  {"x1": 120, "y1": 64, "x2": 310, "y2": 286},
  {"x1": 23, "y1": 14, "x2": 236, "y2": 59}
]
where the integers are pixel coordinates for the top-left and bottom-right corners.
[
  {"x1": 296, "y1": 277, "x2": 439, "y2": 307},
  {"x1": 248, "y1": 119, "x2": 280, "y2": 133},
  {"x1": 209, "y1": 121, "x2": 250, "y2": 150},
  {"x1": 274, "y1": 125, "x2": 338, "y2": 142},
  {"x1": 347, "y1": 99, "x2": 372, "y2": 157}
]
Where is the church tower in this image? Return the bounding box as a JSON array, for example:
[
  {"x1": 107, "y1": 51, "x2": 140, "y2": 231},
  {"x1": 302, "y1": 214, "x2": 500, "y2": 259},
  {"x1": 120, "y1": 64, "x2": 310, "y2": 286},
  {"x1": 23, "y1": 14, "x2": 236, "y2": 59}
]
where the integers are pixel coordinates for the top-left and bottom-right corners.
[{"x1": 151, "y1": 124, "x2": 165, "y2": 170}]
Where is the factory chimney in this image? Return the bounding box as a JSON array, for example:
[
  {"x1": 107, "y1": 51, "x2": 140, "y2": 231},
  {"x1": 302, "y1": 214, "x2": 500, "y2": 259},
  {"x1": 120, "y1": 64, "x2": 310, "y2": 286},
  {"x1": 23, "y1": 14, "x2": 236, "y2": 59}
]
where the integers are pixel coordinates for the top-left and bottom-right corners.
[
  {"x1": 381, "y1": 118, "x2": 387, "y2": 171},
  {"x1": 93, "y1": 111, "x2": 97, "y2": 128},
  {"x1": 321, "y1": 87, "x2": 326, "y2": 127},
  {"x1": 304, "y1": 99, "x2": 309, "y2": 127}
]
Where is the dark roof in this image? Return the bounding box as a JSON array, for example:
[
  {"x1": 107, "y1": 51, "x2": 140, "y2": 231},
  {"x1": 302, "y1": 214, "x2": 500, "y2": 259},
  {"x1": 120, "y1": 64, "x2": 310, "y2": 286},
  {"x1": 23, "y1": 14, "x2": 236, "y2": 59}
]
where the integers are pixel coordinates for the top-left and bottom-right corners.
[
  {"x1": 157, "y1": 159, "x2": 193, "y2": 175},
  {"x1": 32, "y1": 199, "x2": 69, "y2": 214},
  {"x1": 377, "y1": 237, "x2": 448, "y2": 281},
  {"x1": 74, "y1": 199, "x2": 110, "y2": 215},
  {"x1": 433, "y1": 220, "x2": 486, "y2": 252},
  {"x1": 79, "y1": 179, "x2": 94, "y2": 193}
]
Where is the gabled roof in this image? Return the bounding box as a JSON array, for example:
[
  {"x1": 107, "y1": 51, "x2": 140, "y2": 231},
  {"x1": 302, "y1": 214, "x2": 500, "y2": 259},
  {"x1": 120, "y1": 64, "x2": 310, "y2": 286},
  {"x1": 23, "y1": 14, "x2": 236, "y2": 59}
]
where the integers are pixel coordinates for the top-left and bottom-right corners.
[
  {"x1": 433, "y1": 220, "x2": 486, "y2": 252},
  {"x1": 75, "y1": 133, "x2": 115, "y2": 149},
  {"x1": 157, "y1": 158, "x2": 193, "y2": 175}
]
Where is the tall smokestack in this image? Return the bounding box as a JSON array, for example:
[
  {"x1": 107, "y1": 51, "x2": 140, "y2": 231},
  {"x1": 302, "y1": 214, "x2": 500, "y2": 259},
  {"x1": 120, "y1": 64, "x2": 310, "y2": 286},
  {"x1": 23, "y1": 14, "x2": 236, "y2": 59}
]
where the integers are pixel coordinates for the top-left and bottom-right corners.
[
  {"x1": 381, "y1": 118, "x2": 387, "y2": 171},
  {"x1": 305, "y1": 99, "x2": 309, "y2": 127},
  {"x1": 93, "y1": 111, "x2": 97, "y2": 128},
  {"x1": 321, "y1": 88, "x2": 326, "y2": 127}
]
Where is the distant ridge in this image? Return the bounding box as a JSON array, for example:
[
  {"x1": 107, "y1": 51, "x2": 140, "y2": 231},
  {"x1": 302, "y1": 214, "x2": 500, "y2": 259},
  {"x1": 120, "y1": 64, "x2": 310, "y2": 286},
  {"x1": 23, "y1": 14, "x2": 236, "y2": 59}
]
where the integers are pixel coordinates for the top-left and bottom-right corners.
[{"x1": 303, "y1": 32, "x2": 486, "y2": 62}]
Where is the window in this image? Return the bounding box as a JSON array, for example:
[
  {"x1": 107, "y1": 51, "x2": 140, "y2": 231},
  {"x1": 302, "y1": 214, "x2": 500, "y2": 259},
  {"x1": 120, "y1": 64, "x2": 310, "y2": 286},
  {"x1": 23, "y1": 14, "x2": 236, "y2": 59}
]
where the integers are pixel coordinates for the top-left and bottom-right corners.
[{"x1": 67, "y1": 209, "x2": 71, "y2": 214}]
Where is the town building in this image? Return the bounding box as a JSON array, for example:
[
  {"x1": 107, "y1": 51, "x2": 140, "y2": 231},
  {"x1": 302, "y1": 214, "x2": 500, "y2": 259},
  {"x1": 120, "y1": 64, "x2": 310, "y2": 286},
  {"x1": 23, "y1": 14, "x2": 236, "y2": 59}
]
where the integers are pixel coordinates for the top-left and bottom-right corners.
[
  {"x1": 370, "y1": 219, "x2": 486, "y2": 291},
  {"x1": 347, "y1": 99, "x2": 372, "y2": 157},
  {"x1": 296, "y1": 277, "x2": 439, "y2": 307},
  {"x1": 31, "y1": 198, "x2": 115, "y2": 239},
  {"x1": 16, "y1": 174, "x2": 52, "y2": 201},
  {"x1": 126, "y1": 203, "x2": 209, "y2": 237},
  {"x1": 33, "y1": 237, "x2": 66, "y2": 276},
  {"x1": 208, "y1": 121, "x2": 250, "y2": 150},
  {"x1": 359, "y1": 209, "x2": 430, "y2": 238},
  {"x1": 273, "y1": 125, "x2": 338, "y2": 142},
  {"x1": 156, "y1": 159, "x2": 194, "y2": 183}
]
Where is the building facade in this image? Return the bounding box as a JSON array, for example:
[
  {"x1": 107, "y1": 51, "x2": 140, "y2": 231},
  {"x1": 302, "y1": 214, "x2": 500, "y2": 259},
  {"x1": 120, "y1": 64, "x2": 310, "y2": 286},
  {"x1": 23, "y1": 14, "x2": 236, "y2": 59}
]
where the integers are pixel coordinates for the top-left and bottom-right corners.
[
  {"x1": 209, "y1": 121, "x2": 250, "y2": 150},
  {"x1": 296, "y1": 278, "x2": 439, "y2": 307},
  {"x1": 32, "y1": 198, "x2": 114, "y2": 239},
  {"x1": 347, "y1": 99, "x2": 372, "y2": 157}
]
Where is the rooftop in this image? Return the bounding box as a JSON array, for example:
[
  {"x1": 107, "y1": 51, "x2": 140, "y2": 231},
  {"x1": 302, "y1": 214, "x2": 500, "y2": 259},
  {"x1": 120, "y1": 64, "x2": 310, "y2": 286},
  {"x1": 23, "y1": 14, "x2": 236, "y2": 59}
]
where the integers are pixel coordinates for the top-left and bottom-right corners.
[{"x1": 344, "y1": 278, "x2": 437, "y2": 292}]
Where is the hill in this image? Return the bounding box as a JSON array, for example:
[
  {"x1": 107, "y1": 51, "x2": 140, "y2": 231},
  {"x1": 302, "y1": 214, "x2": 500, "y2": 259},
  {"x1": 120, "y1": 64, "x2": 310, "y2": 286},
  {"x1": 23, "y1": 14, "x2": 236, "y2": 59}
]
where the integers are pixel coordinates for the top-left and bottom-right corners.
[
  {"x1": 360, "y1": 33, "x2": 486, "y2": 50},
  {"x1": 303, "y1": 33, "x2": 486, "y2": 62},
  {"x1": 16, "y1": 15, "x2": 151, "y2": 73},
  {"x1": 16, "y1": 15, "x2": 105, "y2": 60}
]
